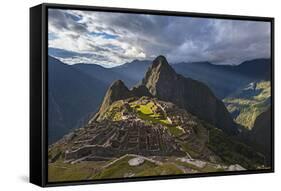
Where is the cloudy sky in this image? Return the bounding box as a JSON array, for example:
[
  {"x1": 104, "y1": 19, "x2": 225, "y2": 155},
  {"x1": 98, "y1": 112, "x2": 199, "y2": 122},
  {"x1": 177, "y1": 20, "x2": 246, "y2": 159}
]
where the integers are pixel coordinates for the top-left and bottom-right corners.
[{"x1": 48, "y1": 8, "x2": 271, "y2": 67}]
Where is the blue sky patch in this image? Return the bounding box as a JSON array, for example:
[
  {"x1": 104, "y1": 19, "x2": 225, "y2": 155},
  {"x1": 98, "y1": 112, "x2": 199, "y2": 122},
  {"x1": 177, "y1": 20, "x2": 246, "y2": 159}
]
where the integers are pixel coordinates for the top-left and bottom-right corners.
[
  {"x1": 90, "y1": 32, "x2": 119, "y2": 39},
  {"x1": 48, "y1": 47, "x2": 93, "y2": 59}
]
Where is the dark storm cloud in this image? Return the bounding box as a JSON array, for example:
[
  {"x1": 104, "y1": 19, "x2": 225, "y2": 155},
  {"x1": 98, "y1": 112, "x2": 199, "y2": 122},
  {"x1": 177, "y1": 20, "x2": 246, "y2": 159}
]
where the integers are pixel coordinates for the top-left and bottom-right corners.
[
  {"x1": 102, "y1": 13, "x2": 270, "y2": 64},
  {"x1": 48, "y1": 9, "x2": 88, "y2": 34},
  {"x1": 48, "y1": 9, "x2": 271, "y2": 66}
]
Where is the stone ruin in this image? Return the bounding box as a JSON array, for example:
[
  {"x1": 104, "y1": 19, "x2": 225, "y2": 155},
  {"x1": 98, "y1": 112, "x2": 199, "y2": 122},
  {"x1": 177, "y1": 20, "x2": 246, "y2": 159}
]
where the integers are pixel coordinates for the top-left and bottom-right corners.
[{"x1": 64, "y1": 118, "x2": 187, "y2": 162}]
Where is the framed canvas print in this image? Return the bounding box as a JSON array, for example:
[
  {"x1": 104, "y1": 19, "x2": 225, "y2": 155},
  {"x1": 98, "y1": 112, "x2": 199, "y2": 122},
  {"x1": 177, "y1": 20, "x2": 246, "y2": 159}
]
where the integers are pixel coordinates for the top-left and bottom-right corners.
[{"x1": 30, "y1": 3, "x2": 274, "y2": 187}]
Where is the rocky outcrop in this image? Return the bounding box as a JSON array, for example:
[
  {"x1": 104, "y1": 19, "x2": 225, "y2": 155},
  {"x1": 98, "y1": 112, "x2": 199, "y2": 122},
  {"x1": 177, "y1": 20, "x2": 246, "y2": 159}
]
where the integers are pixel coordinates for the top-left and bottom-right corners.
[
  {"x1": 141, "y1": 55, "x2": 238, "y2": 134},
  {"x1": 94, "y1": 80, "x2": 132, "y2": 121},
  {"x1": 93, "y1": 79, "x2": 153, "y2": 122}
]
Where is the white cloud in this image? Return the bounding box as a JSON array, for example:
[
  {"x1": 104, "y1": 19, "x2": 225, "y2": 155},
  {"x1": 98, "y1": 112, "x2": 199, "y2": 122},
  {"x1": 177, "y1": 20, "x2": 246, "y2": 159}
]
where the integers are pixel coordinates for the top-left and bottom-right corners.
[{"x1": 48, "y1": 9, "x2": 271, "y2": 67}]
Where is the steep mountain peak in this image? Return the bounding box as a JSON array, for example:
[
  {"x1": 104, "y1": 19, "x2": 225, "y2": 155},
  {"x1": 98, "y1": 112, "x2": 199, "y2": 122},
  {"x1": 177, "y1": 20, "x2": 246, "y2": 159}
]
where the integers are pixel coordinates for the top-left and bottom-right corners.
[
  {"x1": 109, "y1": 80, "x2": 128, "y2": 91},
  {"x1": 142, "y1": 55, "x2": 177, "y2": 95},
  {"x1": 152, "y1": 55, "x2": 168, "y2": 66},
  {"x1": 141, "y1": 55, "x2": 238, "y2": 135},
  {"x1": 151, "y1": 55, "x2": 175, "y2": 74},
  {"x1": 93, "y1": 80, "x2": 131, "y2": 121},
  {"x1": 104, "y1": 80, "x2": 131, "y2": 103}
]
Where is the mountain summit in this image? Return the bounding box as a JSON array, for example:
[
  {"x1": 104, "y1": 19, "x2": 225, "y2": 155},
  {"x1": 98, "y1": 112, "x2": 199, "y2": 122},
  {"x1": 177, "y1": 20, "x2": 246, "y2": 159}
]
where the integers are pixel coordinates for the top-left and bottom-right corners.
[
  {"x1": 94, "y1": 80, "x2": 131, "y2": 121},
  {"x1": 95, "y1": 55, "x2": 238, "y2": 134},
  {"x1": 142, "y1": 55, "x2": 177, "y2": 96},
  {"x1": 142, "y1": 55, "x2": 238, "y2": 134},
  {"x1": 151, "y1": 55, "x2": 172, "y2": 70}
]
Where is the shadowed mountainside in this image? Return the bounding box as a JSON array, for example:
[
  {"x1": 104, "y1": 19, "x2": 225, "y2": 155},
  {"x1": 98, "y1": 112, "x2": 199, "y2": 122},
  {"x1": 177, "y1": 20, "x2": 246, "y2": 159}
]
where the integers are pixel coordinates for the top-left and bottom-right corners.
[
  {"x1": 141, "y1": 55, "x2": 238, "y2": 135},
  {"x1": 250, "y1": 108, "x2": 272, "y2": 164},
  {"x1": 48, "y1": 56, "x2": 108, "y2": 143}
]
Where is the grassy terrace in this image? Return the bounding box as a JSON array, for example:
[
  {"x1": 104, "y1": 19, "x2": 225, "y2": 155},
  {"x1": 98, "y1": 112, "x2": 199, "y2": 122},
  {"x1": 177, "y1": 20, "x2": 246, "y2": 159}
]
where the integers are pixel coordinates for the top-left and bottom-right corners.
[
  {"x1": 92, "y1": 155, "x2": 157, "y2": 179},
  {"x1": 49, "y1": 154, "x2": 226, "y2": 182},
  {"x1": 174, "y1": 160, "x2": 225, "y2": 173},
  {"x1": 129, "y1": 100, "x2": 185, "y2": 137},
  {"x1": 100, "y1": 98, "x2": 185, "y2": 137},
  {"x1": 136, "y1": 163, "x2": 183, "y2": 176},
  {"x1": 102, "y1": 101, "x2": 124, "y2": 121},
  {"x1": 48, "y1": 161, "x2": 106, "y2": 182},
  {"x1": 223, "y1": 81, "x2": 271, "y2": 129},
  {"x1": 254, "y1": 81, "x2": 271, "y2": 101}
]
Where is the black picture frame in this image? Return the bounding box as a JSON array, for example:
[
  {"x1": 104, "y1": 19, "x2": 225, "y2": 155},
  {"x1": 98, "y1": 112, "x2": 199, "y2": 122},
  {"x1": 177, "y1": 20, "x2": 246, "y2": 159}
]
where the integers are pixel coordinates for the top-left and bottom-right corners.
[{"x1": 30, "y1": 3, "x2": 275, "y2": 187}]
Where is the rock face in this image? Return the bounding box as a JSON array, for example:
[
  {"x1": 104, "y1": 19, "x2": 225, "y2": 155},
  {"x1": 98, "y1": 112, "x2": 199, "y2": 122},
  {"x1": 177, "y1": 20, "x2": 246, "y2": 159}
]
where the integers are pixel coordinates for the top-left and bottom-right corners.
[
  {"x1": 128, "y1": 157, "x2": 145, "y2": 166},
  {"x1": 227, "y1": 164, "x2": 246, "y2": 171},
  {"x1": 94, "y1": 80, "x2": 132, "y2": 121},
  {"x1": 142, "y1": 55, "x2": 237, "y2": 134}
]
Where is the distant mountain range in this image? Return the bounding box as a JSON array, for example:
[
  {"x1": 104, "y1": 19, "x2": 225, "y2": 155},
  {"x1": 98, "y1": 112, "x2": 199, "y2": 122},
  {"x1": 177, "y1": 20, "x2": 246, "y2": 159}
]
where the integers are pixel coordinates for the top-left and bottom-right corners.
[
  {"x1": 173, "y1": 58, "x2": 270, "y2": 98},
  {"x1": 72, "y1": 60, "x2": 151, "y2": 88},
  {"x1": 48, "y1": 55, "x2": 271, "y2": 143},
  {"x1": 73, "y1": 57, "x2": 270, "y2": 98}
]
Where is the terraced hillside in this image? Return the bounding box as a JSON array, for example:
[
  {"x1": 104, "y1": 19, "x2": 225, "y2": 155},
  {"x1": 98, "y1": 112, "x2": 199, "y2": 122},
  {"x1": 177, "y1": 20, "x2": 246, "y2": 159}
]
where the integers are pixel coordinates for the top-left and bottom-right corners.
[
  {"x1": 223, "y1": 81, "x2": 271, "y2": 129},
  {"x1": 48, "y1": 96, "x2": 264, "y2": 182}
]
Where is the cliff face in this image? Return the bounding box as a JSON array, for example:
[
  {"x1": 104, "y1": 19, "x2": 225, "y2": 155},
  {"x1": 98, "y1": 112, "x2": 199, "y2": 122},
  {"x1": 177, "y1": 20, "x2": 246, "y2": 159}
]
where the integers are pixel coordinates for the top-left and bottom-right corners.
[
  {"x1": 94, "y1": 80, "x2": 132, "y2": 121},
  {"x1": 142, "y1": 55, "x2": 238, "y2": 134}
]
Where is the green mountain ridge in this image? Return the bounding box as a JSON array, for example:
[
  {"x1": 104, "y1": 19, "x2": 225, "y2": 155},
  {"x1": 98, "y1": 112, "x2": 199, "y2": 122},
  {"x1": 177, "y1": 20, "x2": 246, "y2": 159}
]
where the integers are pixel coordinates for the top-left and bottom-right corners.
[{"x1": 223, "y1": 81, "x2": 271, "y2": 129}]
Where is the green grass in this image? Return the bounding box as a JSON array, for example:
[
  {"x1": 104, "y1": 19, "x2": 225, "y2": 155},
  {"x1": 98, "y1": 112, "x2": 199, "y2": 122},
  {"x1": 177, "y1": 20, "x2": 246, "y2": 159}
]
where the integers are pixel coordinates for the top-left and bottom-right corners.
[
  {"x1": 131, "y1": 101, "x2": 165, "y2": 121},
  {"x1": 167, "y1": 125, "x2": 185, "y2": 137},
  {"x1": 223, "y1": 81, "x2": 271, "y2": 129},
  {"x1": 92, "y1": 156, "x2": 157, "y2": 179},
  {"x1": 131, "y1": 101, "x2": 166, "y2": 124},
  {"x1": 48, "y1": 147, "x2": 61, "y2": 160},
  {"x1": 201, "y1": 164, "x2": 225, "y2": 172},
  {"x1": 102, "y1": 101, "x2": 124, "y2": 121},
  {"x1": 235, "y1": 102, "x2": 269, "y2": 128},
  {"x1": 254, "y1": 81, "x2": 271, "y2": 101},
  {"x1": 130, "y1": 101, "x2": 184, "y2": 137},
  {"x1": 180, "y1": 142, "x2": 201, "y2": 158},
  {"x1": 136, "y1": 163, "x2": 183, "y2": 176},
  {"x1": 48, "y1": 161, "x2": 105, "y2": 182},
  {"x1": 138, "y1": 102, "x2": 155, "y2": 115},
  {"x1": 174, "y1": 160, "x2": 202, "y2": 171},
  {"x1": 174, "y1": 160, "x2": 224, "y2": 173}
]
